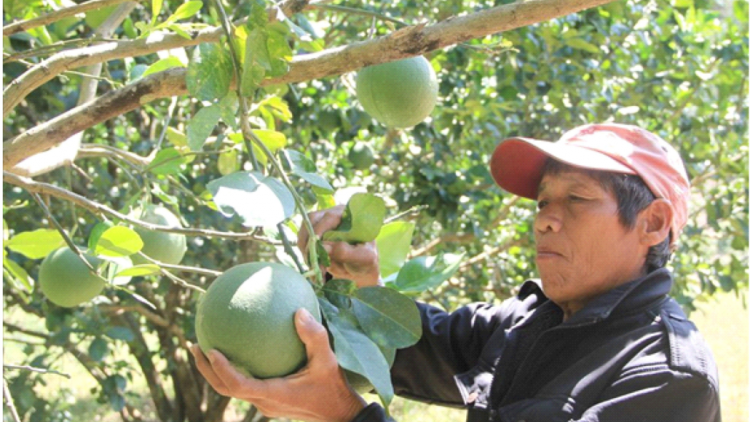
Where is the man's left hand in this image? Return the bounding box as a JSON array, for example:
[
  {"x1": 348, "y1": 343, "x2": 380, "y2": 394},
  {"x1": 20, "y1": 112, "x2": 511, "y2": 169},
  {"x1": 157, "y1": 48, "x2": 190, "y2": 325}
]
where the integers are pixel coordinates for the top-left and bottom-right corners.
[{"x1": 190, "y1": 308, "x2": 366, "y2": 422}]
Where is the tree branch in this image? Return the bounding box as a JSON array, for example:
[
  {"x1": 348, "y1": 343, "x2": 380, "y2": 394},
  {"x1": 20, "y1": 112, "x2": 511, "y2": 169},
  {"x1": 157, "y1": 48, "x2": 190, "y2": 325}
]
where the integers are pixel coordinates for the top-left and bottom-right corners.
[
  {"x1": 2, "y1": 0, "x2": 142, "y2": 37},
  {"x1": 4, "y1": 0, "x2": 615, "y2": 169},
  {"x1": 3, "y1": 379, "x2": 22, "y2": 422},
  {"x1": 3, "y1": 364, "x2": 71, "y2": 379},
  {"x1": 2, "y1": 0, "x2": 311, "y2": 119},
  {"x1": 3, "y1": 171, "x2": 282, "y2": 243}
]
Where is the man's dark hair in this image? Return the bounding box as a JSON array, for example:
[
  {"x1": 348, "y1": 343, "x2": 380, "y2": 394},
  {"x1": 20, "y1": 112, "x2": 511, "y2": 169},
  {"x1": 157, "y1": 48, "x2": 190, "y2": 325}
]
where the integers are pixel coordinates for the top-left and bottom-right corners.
[{"x1": 541, "y1": 159, "x2": 672, "y2": 272}]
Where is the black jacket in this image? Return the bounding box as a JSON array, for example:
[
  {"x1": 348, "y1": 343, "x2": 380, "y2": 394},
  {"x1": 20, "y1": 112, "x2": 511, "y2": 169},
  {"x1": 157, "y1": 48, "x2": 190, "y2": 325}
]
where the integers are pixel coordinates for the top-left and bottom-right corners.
[{"x1": 352, "y1": 269, "x2": 721, "y2": 422}]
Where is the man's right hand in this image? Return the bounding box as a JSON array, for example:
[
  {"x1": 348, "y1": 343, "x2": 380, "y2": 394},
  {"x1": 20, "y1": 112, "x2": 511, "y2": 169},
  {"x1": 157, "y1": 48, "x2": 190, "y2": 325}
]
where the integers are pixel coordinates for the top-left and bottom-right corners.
[{"x1": 298, "y1": 205, "x2": 381, "y2": 288}]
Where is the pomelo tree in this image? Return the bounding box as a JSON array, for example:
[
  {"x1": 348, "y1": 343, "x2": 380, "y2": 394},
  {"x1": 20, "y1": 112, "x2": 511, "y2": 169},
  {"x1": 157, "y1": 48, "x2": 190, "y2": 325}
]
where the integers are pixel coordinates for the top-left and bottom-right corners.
[{"x1": 3, "y1": 0, "x2": 747, "y2": 421}]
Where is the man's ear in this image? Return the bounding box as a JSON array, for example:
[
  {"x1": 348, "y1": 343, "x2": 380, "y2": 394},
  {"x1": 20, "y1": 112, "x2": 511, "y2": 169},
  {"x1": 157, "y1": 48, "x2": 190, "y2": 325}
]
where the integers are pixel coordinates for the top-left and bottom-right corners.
[{"x1": 639, "y1": 199, "x2": 673, "y2": 247}]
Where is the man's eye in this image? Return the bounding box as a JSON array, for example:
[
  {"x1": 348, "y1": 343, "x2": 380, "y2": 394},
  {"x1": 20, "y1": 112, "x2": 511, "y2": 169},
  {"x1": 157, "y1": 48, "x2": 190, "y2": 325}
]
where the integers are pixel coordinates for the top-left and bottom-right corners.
[
  {"x1": 568, "y1": 195, "x2": 584, "y2": 201},
  {"x1": 537, "y1": 200, "x2": 548, "y2": 209}
]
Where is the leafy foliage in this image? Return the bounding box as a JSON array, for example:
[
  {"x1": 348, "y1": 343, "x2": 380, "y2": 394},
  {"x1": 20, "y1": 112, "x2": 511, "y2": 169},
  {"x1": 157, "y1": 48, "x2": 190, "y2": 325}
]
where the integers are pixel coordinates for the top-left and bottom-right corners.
[{"x1": 2, "y1": 0, "x2": 746, "y2": 420}]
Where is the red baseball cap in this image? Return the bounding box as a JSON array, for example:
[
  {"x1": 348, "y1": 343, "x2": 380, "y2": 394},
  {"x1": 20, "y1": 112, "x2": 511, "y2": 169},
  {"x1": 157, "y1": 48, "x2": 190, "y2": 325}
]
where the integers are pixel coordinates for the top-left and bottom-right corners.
[{"x1": 490, "y1": 123, "x2": 691, "y2": 244}]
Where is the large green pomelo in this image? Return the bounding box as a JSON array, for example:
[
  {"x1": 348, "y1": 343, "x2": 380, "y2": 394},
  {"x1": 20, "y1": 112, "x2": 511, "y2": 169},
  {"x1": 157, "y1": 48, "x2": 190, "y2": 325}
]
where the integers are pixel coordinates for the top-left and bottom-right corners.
[
  {"x1": 39, "y1": 247, "x2": 105, "y2": 308},
  {"x1": 195, "y1": 262, "x2": 322, "y2": 379},
  {"x1": 348, "y1": 142, "x2": 375, "y2": 170},
  {"x1": 131, "y1": 205, "x2": 187, "y2": 266},
  {"x1": 356, "y1": 56, "x2": 438, "y2": 129}
]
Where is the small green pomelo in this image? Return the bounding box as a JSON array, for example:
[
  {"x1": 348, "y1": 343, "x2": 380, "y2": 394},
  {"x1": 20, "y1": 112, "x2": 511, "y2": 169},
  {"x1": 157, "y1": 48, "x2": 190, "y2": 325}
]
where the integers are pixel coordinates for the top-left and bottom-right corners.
[
  {"x1": 356, "y1": 56, "x2": 438, "y2": 129},
  {"x1": 131, "y1": 204, "x2": 187, "y2": 266},
  {"x1": 345, "y1": 346, "x2": 396, "y2": 394},
  {"x1": 348, "y1": 142, "x2": 375, "y2": 170},
  {"x1": 39, "y1": 247, "x2": 105, "y2": 308},
  {"x1": 195, "y1": 262, "x2": 322, "y2": 379}
]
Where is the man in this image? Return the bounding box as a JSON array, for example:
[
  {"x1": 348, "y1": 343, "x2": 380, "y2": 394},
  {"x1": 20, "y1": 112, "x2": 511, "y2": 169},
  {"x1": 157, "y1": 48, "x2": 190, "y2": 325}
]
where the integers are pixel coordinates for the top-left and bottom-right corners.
[{"x1": 190, "y1": 123, "x2": 721, "y2": 422}]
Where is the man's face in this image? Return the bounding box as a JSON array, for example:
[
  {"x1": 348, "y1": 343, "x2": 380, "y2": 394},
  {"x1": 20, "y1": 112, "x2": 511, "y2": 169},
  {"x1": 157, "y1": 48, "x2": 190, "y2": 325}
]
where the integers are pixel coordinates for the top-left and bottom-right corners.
[{"x1": 533, "y1": 169, "x2": 648, "y2": 318}]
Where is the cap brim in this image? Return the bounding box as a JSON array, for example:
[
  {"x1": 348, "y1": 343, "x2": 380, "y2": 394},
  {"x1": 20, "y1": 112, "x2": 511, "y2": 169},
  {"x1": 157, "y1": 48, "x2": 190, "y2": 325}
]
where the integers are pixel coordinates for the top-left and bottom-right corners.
[{"x1": 490, "y1": 137, "x2": 636, "y2": 199}]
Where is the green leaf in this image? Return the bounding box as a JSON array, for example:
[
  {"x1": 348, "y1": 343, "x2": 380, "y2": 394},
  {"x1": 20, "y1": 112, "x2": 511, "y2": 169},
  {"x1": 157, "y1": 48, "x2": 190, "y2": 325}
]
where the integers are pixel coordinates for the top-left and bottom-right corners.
[
  {"x1": 351, "y1": 287, "x2": 421, "y2": 349},
  {"x1": 565, "y1": 38, "x2": 600, "y2": 54},
  {"x1": 322, "y1": 278, "x2": 357, "y2": 309},
  {"x1": 166, "y1": 1, "x2": 202, "y2": 23},
  {"x1": 318, "y1": 298, "x2": 394, "y2": 405},
  {"x1": 294, "y1": 15, "x2": 323, "y2": 39},
  {"x1": 88, "y1": 221, "x2": 114, "y2": 252},
  {"x1": 142, "y1": 56, "x2": 185, "y2": 78},
  {"x1": 3, "y1": 256, "x2": 33, "y2": 292},
  {"x1": 246, "y1": 0, "x2": 269, "y2": 31},
  {"x1": 314, "y1": 187, "x2": 337, "y2": 210},
  {"x1": 207, "y1": 172, "x2": 295, "y2": 227},
  {"x1": 187, "y1": 105, "x2": 222, "y2": 151},
  {"x1": 85, "y1": 6, "x2": 117, "y2": 29},
  {"x1": 6, "y1": 229, "x2": 64, "y2": 259},
  {"x1": 391, "y1": 253, "x2": 464, "y2": 293},
  {"x1": 323, "y1": 193, "x2": 385, "y2": 243},
  {"x1": 89, "y1": 337, "x2": 109, "y2": 362},
  {"x1": 254, "y1": 129, "x2": 287, "y2": 151},
  {"x1": 284, "y1": 150, "x2": 332, "y2": 191},
  {"x1": 151, "y1": 0, "x2": 163, "y2": 24},
  {"x1": 257, "y1": 95, "x2": 292, "y2": 122},
  {"x1": 186, "y1": 43, "x2": 232, "y2": 101},
  {"x1": 266, "y1": 23, "x2": 293, "y2": 77},
  {"x1": 218, "y1": 91, "x2": 239, "y2": 129},
  {"x1": 109, "y1": 394, "x2": 126, "y2": 412},
  {"x1": 166, "y1": 127, "x2": 188, "y2": 147},
  {"x1": 104, "y1": 256, "x2": 134, "y2": 285},
  {"x1": 105, "y1": 326, "x2": 135, "y2": 342},
  {"x1": 376, "y1": 222, "x2": 415, "y2": 278},
  {"x1": 227, "y1": 130, "x2": 286, "y2": 167},
  {"x1": 166, "y1": 23, "x2": 192, "y2": 40},
  {"x1": 241, "y1": 28, "x2": 270, "y2": 97},
  {"x1": 114, "y1": 264, "x2": 161, "y2": 278},
  {"x1": 217, "y1": 147, "x2": 241, "y2": 176},
  {"x1": 148, "y1": 147, "x2": 191, "y2": 175},
  {"x1": 94, "y1": 226, "x2": 143, "y2": 257},
  {"x1": 129, "y1": 63, "x2": 148, "y2": 82}
]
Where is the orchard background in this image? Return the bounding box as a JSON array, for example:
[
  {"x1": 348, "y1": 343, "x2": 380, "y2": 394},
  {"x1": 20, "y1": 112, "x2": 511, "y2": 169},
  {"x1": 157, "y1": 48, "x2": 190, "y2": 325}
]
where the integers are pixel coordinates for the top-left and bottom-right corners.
[{"x1": 2, "y1": 0, "x2": 748, "y2": 421}]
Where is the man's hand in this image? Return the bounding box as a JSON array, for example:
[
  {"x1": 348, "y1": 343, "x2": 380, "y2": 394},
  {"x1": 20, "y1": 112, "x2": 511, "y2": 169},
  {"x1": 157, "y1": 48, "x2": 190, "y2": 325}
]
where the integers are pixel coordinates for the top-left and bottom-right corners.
[
  {"x1": 190, "y1": 308, "x2": 366, "y2": 422},
  {"x1": 298, "y1": 205, "x2": 381, "y2": 288}
]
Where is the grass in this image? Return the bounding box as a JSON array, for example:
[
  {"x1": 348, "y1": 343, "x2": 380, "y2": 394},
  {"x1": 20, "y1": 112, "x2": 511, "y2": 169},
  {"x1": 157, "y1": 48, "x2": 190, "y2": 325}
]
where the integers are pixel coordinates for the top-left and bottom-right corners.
[
  {"x1": 3, "y1": 292, "x2": 747, "y2": 422},
  {"x1": 690, "y1": 291, "x2": 748, "y2": 422}
]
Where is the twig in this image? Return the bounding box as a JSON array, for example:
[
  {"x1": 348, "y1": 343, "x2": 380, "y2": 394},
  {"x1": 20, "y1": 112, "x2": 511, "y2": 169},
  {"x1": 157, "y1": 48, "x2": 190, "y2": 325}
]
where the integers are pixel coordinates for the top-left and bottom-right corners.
[
  {"x1": 411, "y1": 233, "x2": 475, "y2": 257},
  {"x1": 3, "y1": 364, "x2": 71, "y2": 379},
  {"x1": 153, "y1": 97, "x2": 179, "y2": 152},
  {"x1": 277, "y1": 222, "x2": 306, "y2": 274},
  {"x1": 137, "y1": 256, "x2": 221, "y2": 277},
  {"x1": 4, "y1": 172, "x2": 281, "y2": 243},
  {"x1": 384, "y1": 205, "x2": 426, "y2": 224},
  {"x1": 8, "y1": 56, "x2": 121, "y2": 86},
  {"x1": 29, "y1": 192, "x2": 101, "y2": 276},
  {"x1": 312, "y1": 4, "x2": 409, "y2": 27},
  {"x1": 3, "y1": 322, "x2": 49, "y2": 339},
  {"x1": 78, "y1": 144, "x2": 150, "y2": 166},
  {"x1": 4, "y1": 36, "x2": 118, "y2": 62},
  {"x1": 2, "y1": 0, "x2": 140, "y2": 36},
  {"x1": 148, "y1": 261, "x2": 206, "y2": 293},
  {"x1": 2, "y1": 379, "x2": 22, "y2": 422},
  {"x1": 459, "y1": 238, "x2": 522, "y2": 270}
]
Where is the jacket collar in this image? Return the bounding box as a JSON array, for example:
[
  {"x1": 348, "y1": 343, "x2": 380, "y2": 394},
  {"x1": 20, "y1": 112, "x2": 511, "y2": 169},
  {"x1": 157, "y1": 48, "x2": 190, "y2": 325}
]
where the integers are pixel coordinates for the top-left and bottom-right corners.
[{"x1": 560, "y1": 268, "x2": 674, "y2": 326}]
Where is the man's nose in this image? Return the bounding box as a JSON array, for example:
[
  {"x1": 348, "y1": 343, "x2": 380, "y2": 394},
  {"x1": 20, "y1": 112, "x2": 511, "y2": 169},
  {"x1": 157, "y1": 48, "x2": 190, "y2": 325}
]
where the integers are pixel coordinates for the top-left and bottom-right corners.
[{"x1": 534, "y1": 205, "x2": 563, "y2": 234}]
